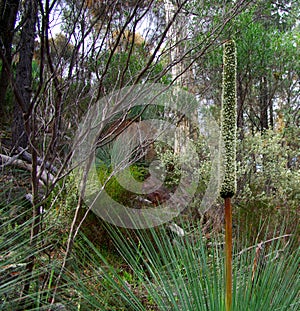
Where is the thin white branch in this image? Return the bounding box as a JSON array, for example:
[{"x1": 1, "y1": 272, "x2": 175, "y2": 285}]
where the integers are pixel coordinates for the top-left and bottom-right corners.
[{"x1": 237, "y1": 234, "x2": 292, "y2": 256}]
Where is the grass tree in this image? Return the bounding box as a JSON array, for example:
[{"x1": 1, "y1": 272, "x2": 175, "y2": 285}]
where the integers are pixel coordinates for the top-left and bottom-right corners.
[{"x1": 220, "y1": 39, "x2": 237, "y2": 311}]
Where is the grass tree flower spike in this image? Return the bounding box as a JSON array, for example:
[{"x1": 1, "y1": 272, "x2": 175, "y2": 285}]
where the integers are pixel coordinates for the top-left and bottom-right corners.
[
  {"x1": 220, "y1": 40, "x2": 237, "y2": 199},
  {"x1": 221, "y1": 39, "x2": 237, "y2": 311}
]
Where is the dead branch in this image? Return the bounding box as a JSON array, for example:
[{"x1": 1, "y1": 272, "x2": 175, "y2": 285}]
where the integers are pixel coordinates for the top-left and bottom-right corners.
[{"x1": 237, "y1": 234, "x2": 293, "y2": 257}]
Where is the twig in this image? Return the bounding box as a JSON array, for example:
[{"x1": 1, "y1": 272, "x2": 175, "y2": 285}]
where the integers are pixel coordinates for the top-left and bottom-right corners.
[{"x1": 237, "y1": 234, "x2": 292, "y2": 256}]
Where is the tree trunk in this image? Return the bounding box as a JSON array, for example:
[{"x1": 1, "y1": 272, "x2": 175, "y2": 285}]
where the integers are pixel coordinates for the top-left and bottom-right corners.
[
  {"x1": 164, "y1": 0, "x2": 198, "y2": 153},
  {"x1": 259, "y1": 76, "x2": 268, "y2": 132},
  {"x1": 0, "y1": 0, "x2": 20, "y2": 119},
  {"x1": 269, "y1": 99, "x2": 274, "y2": 130},
  {"x1": 12, "y1": 0, "x2": 38, "y2": 149},
  {"x1": 164, "y1": 0, "x2": 183, "y2": 85},
  {"x1": 12, "y1": 2, "x2": 39, "y2": 303}
]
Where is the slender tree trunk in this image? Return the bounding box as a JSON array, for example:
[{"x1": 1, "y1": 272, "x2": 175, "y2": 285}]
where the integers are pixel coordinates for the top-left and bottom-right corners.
[
  {"x1": 0, "y1": 0, "x2": 20, "y2": 119},
  {"x1": 164, "y1": 0, "x2": 198, "y2": 153},
  {"x1": 12, "y1": 0, "x2": 38, "y2": 149},
  {"x1": 14, "y1": 0, "x2": 39, "y2": 304},
  {"x1": 269, "y1": 98, "x2": 274, "y2": 130},
  {"x1": 164, "y1": 0, "x2": 183, "y2": 84},
  {"x1": 259, "y1": 76, "x2": 268, "y2": 132}
]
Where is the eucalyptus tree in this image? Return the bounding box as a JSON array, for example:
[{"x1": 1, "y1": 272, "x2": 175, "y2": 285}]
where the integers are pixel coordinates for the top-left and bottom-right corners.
[
  {"x1": 12, "y1": 0, "x2": 39, "y2": 149},
  {"x1": 0, "y1": 0, "x2": 20, "y2": 121}
]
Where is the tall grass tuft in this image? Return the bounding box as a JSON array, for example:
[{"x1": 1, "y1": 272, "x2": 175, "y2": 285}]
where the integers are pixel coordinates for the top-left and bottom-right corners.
[
  {"x1": 68, "y1": 218, "x2": 299, "y2": 310},
  {"x1": 0, "y1": 175, "x2": 68, "y2": 310}
]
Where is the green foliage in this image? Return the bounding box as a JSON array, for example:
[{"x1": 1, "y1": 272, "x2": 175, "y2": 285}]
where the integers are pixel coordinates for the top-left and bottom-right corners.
[
  {"x1": 197, "y1": 2, "x2": 299, "y2": 133},
  {"x1": 96, "y1": 163, "x2": 148, "y2": 205},
  {"x1": 94, "y1": 48, "x2": 169, "y2": 92},
  {"x1": 153, "y1": 142, "x2": 182, "y2": 188},
  {"x1": 235, "y1": 129, "x2": 300, "y2": 236},
  {"x1": 100, "y1": 51, "x2": 145, "y2": 89}
]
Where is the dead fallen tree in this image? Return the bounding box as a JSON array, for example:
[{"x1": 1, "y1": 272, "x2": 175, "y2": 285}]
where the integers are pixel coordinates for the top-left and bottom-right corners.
[
  {"x1": 0, "y1": 153, "x2": 54, "y2": 186},
  {"x1": 17, "y1": 147, "x2": 58, "y2": 174}
]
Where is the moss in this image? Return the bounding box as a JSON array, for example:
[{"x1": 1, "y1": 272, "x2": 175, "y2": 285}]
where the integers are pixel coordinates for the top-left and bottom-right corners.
[{"x1": 220, "y1": 40, "x2": 237, "y2": 198}]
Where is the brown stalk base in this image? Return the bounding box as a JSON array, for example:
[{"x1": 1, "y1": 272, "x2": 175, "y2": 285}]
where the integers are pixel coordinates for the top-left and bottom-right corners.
[{"x1": 225, "y1": 197, "x2": 232, "y2": 311}]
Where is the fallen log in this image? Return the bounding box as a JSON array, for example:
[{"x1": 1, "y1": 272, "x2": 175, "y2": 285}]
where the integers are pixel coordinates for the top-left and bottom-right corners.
[
  {"x1": 0, "y1": 153, "x2": 54, "y2": 186},
  {"x1": 17, "y1": 147, "x2": 58, "y2": 174}
]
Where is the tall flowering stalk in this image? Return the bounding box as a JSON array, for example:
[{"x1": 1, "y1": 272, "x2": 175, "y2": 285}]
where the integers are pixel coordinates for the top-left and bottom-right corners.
[{"x1": 220, "y1": 39, "x2": 237, "y2": 311}]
